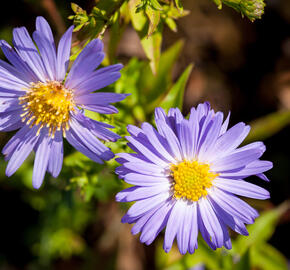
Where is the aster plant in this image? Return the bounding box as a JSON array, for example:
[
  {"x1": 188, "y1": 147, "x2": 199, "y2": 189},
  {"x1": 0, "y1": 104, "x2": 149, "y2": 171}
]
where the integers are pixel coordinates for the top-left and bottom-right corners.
[
  {"x1": 116, "y1": 102, "x2": 272, "y2": 254},
  {"x1": 0, "y1": 17, "x2": 127, "y2": 189}
]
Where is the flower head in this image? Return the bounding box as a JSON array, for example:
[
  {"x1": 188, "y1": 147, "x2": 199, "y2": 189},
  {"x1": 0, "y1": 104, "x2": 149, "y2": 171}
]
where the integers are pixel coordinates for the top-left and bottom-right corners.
[
  {"x1": 0, "y1": 17, "x2": 128, "y2": 188},
  {"x1": 115, "y1": 102, "x2": 272, "y2": 254},
  {"x1": 240, "y1": 0, "x2": 265, "y2": 21}
]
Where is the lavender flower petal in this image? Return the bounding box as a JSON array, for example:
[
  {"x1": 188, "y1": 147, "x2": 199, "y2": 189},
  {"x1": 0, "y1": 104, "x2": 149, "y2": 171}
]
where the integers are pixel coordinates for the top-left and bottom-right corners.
[
  {"x1": 33, "y1": 133, "x2": 52, "y2": 189},
  {"x1": 47, "y1": 131, "x2": 63, "y2": 178},
  {"x1": 56, "y1": 26, "x2": 74, "y2": 81},
  {"x1": 12, "y1": 27, "x2": 46, "y2": 81}
]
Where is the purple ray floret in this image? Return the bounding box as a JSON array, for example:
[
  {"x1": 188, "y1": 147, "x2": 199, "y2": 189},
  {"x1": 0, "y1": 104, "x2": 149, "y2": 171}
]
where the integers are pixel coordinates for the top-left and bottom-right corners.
[
  {"x1": 115, "y1": 102, "x2": 272, "y2": 254},
  {"x1": 0, "y1": 17, "x2": 128, "y2": 189}
]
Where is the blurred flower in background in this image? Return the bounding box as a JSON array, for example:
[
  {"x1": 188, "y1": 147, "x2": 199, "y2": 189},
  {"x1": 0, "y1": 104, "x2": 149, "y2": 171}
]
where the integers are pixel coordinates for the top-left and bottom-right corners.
[{"x1": 189, "y1": 263, "x2": 204, "y2": 270}]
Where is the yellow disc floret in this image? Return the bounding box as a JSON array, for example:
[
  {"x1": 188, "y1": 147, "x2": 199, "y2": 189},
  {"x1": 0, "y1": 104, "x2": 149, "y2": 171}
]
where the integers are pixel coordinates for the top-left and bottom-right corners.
[
  {"x1": 171, "y1": 160, "x2": 218, "y2": 202},
  {"x1": 19, "y1": 81, "x2": 75, "y2": 137}
]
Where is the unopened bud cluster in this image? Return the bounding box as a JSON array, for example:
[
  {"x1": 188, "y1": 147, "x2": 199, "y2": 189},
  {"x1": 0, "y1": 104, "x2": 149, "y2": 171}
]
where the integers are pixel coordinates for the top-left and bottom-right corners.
[{"x1": 240, "y1": 0, "x2": 265, "y2": 21}]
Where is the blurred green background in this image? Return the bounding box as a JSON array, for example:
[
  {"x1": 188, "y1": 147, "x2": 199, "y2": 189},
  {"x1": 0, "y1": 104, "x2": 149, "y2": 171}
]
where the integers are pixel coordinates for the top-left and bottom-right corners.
[{"x1": 0, "y1": 0, "x2": 289, "y2": 269}]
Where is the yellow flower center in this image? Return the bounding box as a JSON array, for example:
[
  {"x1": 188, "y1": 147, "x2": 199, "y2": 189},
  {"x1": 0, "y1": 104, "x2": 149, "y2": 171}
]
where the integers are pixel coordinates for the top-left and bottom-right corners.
[
  {"x1": 171, "y1": 160, "x2": 218, "y2": 202},
  {"x1": 19, "y1": 81, "x2": 75, "y2": 137}
]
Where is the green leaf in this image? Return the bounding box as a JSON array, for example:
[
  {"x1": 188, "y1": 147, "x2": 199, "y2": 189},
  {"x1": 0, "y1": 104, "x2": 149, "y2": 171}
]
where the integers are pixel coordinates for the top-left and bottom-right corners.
[
  {"x1": 244, "y1": 110, "x2": 290, "y2": 143},
  {"x1": 175, "y1": 0, "x2": 184, "y2": 12},
  {"x1": 94, "y1": 0, "x2": 127, "y2": 17},
  {"x1": 233, "y1": 202, "x2": 289, "y2": 254},
  {"x1": 165, "y1": 17, "x2": 177, "y2": 32},
  {"x1": 145, "y1": 5, "x2": 161, "y2": 36},
  {"x1": 159, "y1": 64, "x2": 193, "y2": 110},
  {"x1": 194, "y1": 238, "x2": 223, "y2": 270},
  {"x1": 114, "y1": 57, "x2": 145, "y2": 104},
  {"x1": 129, "y1": 0, "x2": 162, "y2": 74},
  {"x1": 129, "y1": 0, "x2": 147, "y2": 31},
  {"x1": 48, "y1": 228, "x2": 85, "y2": 259},
  {"x1": 71, "y1": 2, "x2": 86, "y2": 14},
  {"x1": 143, "y1": 30, "x2": 162, "y2": 74},
  {"x1": 150, "y1": 0, "x2": 163, "y2": 11},
  {"x1": 153, "y1": 39, "x2": 184, "y2": 89},
  {"x1": 212, "y1": 0, "x2": 223, "y2": 9},
  {"x1": 108, "y1": 11, "x2": 128, "y2": 63},
  {"x1": 70, "y1": 0, "x2": 127, "y2": 38},
  {"x1": 164, "y1": 265, "x2": 184, "y2": 270},
  {"x1": 135, "y1": 0, "x2": 147, "y2": 13},
  {"x1": 69, "y1": 3, "x2": 89, "y2": 32},
  {"x1": 234, "y1": 248, "x2": 250, "y2": 270},
  {"x1": 139, "y1": 40, "x2": 184, "y2": 105},
  {"x1": 251, "y1": 243, "x2": 288, "y2": 270}
]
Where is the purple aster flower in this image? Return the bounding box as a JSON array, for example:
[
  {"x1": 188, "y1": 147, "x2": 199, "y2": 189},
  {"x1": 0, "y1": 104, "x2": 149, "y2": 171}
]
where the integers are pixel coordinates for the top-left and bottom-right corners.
[
  {"x1": 0, "y1": 17, "x2": 128, "y2": 189},
  {"x1": 115, "y1": 102, "x2": 272, "y2": 254}
]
